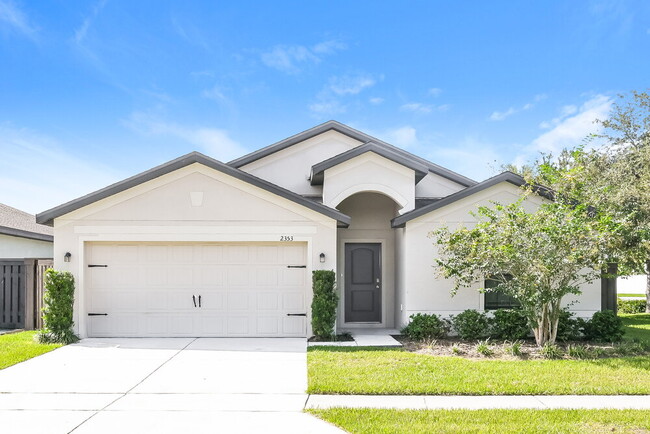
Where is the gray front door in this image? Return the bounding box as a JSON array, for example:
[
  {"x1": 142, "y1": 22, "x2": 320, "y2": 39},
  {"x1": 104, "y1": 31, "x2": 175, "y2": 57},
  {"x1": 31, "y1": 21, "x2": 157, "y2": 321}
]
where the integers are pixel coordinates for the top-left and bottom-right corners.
[{"x1": 345, "y1": 243, "x2": 381, "y2": 323}]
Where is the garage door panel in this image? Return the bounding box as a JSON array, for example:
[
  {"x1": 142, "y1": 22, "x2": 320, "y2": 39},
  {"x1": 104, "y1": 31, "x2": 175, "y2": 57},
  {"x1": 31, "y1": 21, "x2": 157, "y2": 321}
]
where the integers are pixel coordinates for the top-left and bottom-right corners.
[
  {"x1": 257, "y1": 292, "x2": 279, "y2": 310},
  {"x1": 256, "y1": 316, "x2": 280, "y2": 335},
  {"x1": 86, "y1": 242, "x2": 307, "y2": 337}
]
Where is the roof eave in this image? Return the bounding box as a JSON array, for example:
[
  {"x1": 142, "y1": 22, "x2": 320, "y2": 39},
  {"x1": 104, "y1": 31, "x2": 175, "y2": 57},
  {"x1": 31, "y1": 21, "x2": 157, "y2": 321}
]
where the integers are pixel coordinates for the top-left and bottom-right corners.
[{"x1": 0, "y1": 226, "x2": 54, "y2": 242}]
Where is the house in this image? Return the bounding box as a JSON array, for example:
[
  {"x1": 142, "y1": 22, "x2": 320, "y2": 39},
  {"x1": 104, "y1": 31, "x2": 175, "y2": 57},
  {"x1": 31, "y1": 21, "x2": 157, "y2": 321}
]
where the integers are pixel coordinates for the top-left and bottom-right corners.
[
  {"x1": 0, "y1": 203, "x2": 53, "y2": 329},
  {"x1": 0, "y1": 203, "x2": 53, "y2": 259},
  {"x1": 35, "y1": 121, "x2": 608, "y2": 338}
]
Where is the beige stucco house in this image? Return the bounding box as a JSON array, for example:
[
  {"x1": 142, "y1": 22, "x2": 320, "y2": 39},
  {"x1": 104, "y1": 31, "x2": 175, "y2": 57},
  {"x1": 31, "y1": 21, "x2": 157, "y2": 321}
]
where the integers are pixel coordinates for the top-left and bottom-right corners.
[{"x1": 36, "y1": 121, "x2": 607, "y2": 338}]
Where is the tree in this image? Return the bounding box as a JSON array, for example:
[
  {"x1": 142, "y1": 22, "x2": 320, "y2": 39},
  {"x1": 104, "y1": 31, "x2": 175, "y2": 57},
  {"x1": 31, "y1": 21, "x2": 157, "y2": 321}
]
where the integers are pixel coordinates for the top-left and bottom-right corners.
[
  {"x1": 515, "y1": 92, "x2": 650, "y2": 312},
  {"x1": 432, "y1": 196, "x2": 604, "y2": 346}
]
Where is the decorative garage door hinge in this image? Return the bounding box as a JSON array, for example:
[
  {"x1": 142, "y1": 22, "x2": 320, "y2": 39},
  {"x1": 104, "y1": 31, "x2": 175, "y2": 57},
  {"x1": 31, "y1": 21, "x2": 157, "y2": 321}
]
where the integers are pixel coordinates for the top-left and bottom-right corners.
[
  {"x1": 286, "y1": 265, "x2": 306, "y2": 268},
  {"x1": 286, "y1": 313, "x2": 307, "y2": 316},
  {"x1": 88, "y1": 313, "x2": 108, "y2": 316},
  {"x1": 88, "y1": 264, "x2": 108, "y2": 268}
]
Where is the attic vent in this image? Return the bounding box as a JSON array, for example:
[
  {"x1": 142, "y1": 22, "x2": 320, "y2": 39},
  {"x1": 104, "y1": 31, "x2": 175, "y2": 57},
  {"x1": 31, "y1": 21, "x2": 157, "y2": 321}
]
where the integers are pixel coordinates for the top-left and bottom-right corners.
[{"x1": 190, "y1": 192, "x2": 204, "y2": 207}]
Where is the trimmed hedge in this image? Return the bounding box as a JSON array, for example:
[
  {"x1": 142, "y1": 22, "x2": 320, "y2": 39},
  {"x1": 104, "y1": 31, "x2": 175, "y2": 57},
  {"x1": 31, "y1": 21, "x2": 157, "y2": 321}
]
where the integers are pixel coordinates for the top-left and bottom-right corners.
[
  {"x1": 451, "y1": 309, "x2": 490, "y2": 340},
  {"x1": 311, "y1": 270, "x2": 338, "y2": 339},
  {"x1": 38, "y1": 269, "x2": 78, "y2": 344},
  {"x1": 618, "y1": 298, "x2": 646, "y2": 314},
  {"x1": 401, "y1": 313, "x2": 450, "y2": 340}
]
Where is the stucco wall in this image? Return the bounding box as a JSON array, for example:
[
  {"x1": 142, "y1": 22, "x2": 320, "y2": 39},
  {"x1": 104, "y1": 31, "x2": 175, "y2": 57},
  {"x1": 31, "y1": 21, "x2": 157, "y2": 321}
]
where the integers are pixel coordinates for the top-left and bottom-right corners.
[
  {"x1": 401, "y1": 182, "x2": 602, "y2": 328},
  {"x1": 239, "y1": 130, "x2": 362, "y2": 196},
  {"x1": 52, "y1": 163, "x2": 338, "y2": 338},
  {"x1": 0, "y1": 234, "x2": 52, "y2": 259},
  {"x1": 618, "y1": 275, "x2": 646, "y2": 294},
  {"x1": 336, "y1": 192, "x2": 398, "y2": 329},
  {"x1": 323, "y1": 153, "x2": 416, "y2": 214},
  {"x1": 415, "y1": 172, "x2": 466, "y2": 198}
]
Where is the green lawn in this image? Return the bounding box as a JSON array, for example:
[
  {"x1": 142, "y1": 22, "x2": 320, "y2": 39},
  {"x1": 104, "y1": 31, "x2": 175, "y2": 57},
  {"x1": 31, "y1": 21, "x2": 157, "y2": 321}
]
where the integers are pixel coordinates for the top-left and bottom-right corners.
[
  {"x1": 0, "y1": 331, "x2": 62, "y2": 370},
  {"x1": 308, "y1": 314, "x2": 650, "y2": 395},
  {"x1": 621, "y1": 313, "x2": 650, "y2": 344},
  {"x1": 618, "y1": 293, "x2": 645, "y2": 298},
  {"x1": 309, "y1": 408, "x2": 650, "y2": 434}
]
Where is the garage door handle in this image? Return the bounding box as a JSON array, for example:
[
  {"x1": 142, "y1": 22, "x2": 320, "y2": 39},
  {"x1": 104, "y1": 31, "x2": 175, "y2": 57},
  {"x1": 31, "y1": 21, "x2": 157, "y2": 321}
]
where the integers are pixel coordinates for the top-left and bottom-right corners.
[
  {"x1": 287, "y1": 313, "x2": 307, "y2": 317},
  {"x1": 192, "y1": 295, "x2": 197, "y2": 307},
  {"x1": 287, "y1": 265, "x2": 306, "y2": 268}
]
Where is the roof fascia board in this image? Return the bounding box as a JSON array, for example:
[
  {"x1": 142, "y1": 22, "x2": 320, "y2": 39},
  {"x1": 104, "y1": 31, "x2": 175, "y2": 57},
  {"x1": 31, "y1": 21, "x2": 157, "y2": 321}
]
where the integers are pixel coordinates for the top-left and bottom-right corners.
[
  {"x1": 0, "y1": 225, "x2": 54, "y2": 242},
  {"x1": 36, "y1": 152, "x2": 350, "y2": 227},
  {"x1": 228, "y1": 120, "x2": 476, "y2": 187},
  {"x1": 310, "y1": 142, "x2": 428, "y2": 185},
  {"x1": 391, "y1": 172, "x2": 527, "y2": 228}
]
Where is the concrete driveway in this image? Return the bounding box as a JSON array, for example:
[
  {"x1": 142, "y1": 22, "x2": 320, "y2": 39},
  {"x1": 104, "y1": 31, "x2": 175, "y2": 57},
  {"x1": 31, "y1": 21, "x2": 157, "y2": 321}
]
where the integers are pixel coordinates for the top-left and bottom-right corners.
[{"x1": 0, "y1": 338, "x2": 341, "y2": 434}]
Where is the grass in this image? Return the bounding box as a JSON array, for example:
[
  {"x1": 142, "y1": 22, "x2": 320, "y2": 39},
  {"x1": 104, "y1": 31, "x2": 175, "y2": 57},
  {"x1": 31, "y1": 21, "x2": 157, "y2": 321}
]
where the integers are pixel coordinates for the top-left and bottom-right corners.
[
  {"x1": 621, "y1": 313, "x2": 650, "y2": 344},
  {"x1": 0, "y1": 331, "x2": 62, "y2": 370},
  {"x1": 307, "y1": 314, "x2": 650, "y2": 396},
  {"x1": 618, "y1": 293, "x2": 645, "y2": 297},
  {"x1": 308, "y1": 347, "x2": 650, "y2": 395},
  {"x1": 309, "y1": 408, "x2": 650, "y2": 434}
]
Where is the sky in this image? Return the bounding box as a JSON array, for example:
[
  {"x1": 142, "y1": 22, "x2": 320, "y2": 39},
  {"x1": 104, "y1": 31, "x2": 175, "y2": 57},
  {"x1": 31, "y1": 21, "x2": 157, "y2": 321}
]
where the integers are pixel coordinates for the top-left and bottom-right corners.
[{"x1": 1, "y1": 1, "x2": 649, "y2": 214}]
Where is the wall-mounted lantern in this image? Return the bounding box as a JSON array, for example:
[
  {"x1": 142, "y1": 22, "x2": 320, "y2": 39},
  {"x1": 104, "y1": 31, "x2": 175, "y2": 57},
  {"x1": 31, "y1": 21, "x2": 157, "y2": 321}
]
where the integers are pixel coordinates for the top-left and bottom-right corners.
[
  {"x1": 319, "y1": 253, "x2": 326, "y2": 263},
  {"x1": 64, "y1": 252, "x2": 72, "y2": 263}
]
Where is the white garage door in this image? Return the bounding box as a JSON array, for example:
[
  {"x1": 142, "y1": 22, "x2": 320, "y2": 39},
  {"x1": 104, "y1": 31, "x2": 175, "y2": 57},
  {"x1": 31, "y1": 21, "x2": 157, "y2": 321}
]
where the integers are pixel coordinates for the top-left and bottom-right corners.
[{"x1": 86, "y1": 242, "x2": 308, "y2": 337}]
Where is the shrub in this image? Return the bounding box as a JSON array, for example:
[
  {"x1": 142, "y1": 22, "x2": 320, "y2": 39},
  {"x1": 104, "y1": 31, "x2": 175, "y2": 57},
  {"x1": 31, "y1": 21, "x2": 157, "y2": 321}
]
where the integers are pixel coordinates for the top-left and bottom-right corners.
[
  {"x1": 582, "y1": 310, "x2": 625, "y2": 343},
  {"x1": 540, "y1": 343, "x2": 563, "y2": 359},
  {"x1": 613, "y1": 342, "x2": 647, "y2": 356},
  {"x1": 38, "y1": 269, "x2": 78, "y2": 344},
  {"x1": 475, "y1": 339, "x2": 493, "y2": 356},
  {"x1": 556, "y1": 309, "x2": 584, "y2": 342},
  {"x1": 618, "y1": 299, "x2": 646, "y2": 314},
  {"x1": 504, "y1": 340, "x2": 524, "y2": 357},
  {"x1": 490, "y1": 309, "x2": 530, "y2": 340},
  {"x1": 451, "y1": 344, "x2": 462, "y2": 355},
  {"x1": 451, "y1": 309, "x2": 490, "y2": 340},
  {"x1": 567, "y1": 344, "x2": 590, "y2": 359},
  {"x1": 401, "y1": 313, "x2": 450, "y2": 340},
  {"x1": 311, "y1": 270, "x2": 338, "y2": 339}
]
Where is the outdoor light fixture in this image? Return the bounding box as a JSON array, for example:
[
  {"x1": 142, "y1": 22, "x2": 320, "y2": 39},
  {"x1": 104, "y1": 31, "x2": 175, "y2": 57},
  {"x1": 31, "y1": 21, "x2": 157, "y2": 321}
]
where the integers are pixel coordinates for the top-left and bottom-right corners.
[
  {"x1": 64, "y1": 252, "x2": 72, "y2": 263},
  {"x1": 319, "y1": 253, "x2": 326, "y2": 263}
]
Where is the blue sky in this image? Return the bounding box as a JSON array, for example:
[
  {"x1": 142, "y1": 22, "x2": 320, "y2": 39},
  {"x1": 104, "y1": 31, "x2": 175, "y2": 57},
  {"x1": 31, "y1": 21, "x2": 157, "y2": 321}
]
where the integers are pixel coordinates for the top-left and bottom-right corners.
[{"x1": 1, "y1": 1, "x2": 649, "y2": 213}]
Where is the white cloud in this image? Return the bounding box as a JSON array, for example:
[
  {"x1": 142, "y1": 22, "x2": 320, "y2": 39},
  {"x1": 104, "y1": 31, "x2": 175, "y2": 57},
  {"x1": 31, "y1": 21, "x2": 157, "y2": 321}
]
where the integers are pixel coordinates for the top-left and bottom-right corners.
[
  {"x1": 329, "y1": 74, "x2": 377, "y2": 95},
  {"x1": 401, "y1": 102, "x2": 449, "y2": 114},
  {"x1": 528, "y1": 94, "x2": 612, "y2": 155},
  {"x1": 489, "y1": 93, "x2": 547, "y2": 121},
  {"x1": 74, "y1": 0, "x2": 106, "y2": 45},
  {"x1": 490, "y1": 107, "x2": 517, "y2": 121},
  {"x1": 428, "y1": 88, "x2": 442, "y2": 97},
  {"x1": 383, "y1": 126, "x2": 420, "y2": 148},
  {"x1": 260, "y1": 40, "x2": 346, "y2": 74},
  {"x1": 0, "y1": 0, "x2": 37, "y2": 39},
  {"x1": 401, "y1": 103, "x2": 432, "y2": 114},
  {"x1": 312, "y1": 39, "x2": 347, "y2": 54},
  {"x1": 369, "y1": 97, "x2": 384, "y2": 105},
  {"x1": 125, "y1": 112, "x2": 247, "y2": 161},
  {"x1": 0, "y1": 124, "x2": 122, "y2": 214},
  {"x1": 201, "y1": 85, "x2": 227, "y2": 102},
  {"x1": 309, "y1": 73, "x2": 379, "y2": 117}
]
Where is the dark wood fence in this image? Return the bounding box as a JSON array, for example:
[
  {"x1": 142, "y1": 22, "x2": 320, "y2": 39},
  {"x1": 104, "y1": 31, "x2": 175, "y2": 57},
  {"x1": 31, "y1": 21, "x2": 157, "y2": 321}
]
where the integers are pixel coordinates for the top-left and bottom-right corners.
[{"x1": 0, "y1": 259, "x2": 52, "y2": 330}]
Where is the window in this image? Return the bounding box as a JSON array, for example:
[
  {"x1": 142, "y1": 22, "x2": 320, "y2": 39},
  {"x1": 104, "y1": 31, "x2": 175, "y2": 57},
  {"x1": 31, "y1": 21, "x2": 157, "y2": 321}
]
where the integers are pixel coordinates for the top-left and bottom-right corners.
[{"x1": 484, "y1": 277, "x2": 520, "y2": 310}]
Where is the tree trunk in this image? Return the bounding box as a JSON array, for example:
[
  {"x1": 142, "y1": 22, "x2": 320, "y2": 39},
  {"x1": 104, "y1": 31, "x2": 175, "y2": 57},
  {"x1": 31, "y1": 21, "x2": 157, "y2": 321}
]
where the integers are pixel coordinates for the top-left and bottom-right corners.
[{"x1": 646, "y1": 260, "x2": 650, "y2": 314}]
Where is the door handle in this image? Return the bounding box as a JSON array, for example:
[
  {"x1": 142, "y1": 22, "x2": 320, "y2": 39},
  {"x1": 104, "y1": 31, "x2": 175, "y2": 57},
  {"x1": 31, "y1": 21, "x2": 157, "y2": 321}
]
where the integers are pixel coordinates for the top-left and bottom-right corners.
[
  {"x1": 198, "y1": 295, "x2": 202, "y2": 308},
  {"x1": 192, "y1": 295, "x2": 197, "y2": 307}
]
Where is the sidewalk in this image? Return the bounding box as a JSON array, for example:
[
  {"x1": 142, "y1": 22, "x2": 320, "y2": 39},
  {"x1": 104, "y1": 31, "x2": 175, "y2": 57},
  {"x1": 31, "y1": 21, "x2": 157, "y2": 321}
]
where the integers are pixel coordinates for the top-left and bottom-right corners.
[{"x1": 305, "y1": 395, "x2": 650, "y2": 410}]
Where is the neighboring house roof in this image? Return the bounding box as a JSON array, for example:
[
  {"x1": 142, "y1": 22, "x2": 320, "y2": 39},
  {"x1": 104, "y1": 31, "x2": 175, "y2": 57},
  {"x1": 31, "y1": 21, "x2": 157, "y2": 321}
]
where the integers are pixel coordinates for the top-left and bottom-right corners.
[
  {"x1": 36, "y1": 152, "x2": 351, "y2": 227},
  {"x1": 228, "y1": 120, "x2": 477, "y2": 187},
  {"x1": 0, "y1": 203, "x2": 54, "y2": 242},
  {"x1": 391, "y1": 172, "x2": 528, "y2": 228},
  {"x1": 310, "y1": 142, "x2": 429, "y2": 185}
]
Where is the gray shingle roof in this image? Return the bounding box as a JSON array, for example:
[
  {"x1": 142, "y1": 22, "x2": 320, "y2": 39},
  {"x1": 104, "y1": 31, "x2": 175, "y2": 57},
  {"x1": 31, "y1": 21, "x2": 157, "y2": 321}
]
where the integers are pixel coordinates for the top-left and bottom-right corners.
[{"x1": 0, "y1": 203, "x2": 54, "y2": 241}]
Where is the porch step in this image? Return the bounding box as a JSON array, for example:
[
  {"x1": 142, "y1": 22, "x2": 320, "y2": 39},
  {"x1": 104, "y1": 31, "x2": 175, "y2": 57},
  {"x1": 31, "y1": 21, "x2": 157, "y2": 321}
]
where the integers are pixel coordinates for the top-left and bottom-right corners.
[{"x1": 351, "y1": 333, "x2": 402, "y2": 347}]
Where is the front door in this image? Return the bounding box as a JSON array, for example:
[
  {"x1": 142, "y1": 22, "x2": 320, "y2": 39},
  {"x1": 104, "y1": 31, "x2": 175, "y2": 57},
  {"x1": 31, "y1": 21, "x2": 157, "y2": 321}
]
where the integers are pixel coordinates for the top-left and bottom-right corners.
[{"x1": 345, "y1": 243, "x2": 381, "y2": 323}]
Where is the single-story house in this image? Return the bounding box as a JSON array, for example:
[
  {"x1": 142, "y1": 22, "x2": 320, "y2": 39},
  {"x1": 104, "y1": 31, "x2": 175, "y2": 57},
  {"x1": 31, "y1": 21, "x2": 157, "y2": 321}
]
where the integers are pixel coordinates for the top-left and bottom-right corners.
[
  {"x1": 1, "y1": 203, "x2": 53, "y2": 259},
  {"x1": 36, "y1": 121, "x2": 610, "y2": 338}
]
